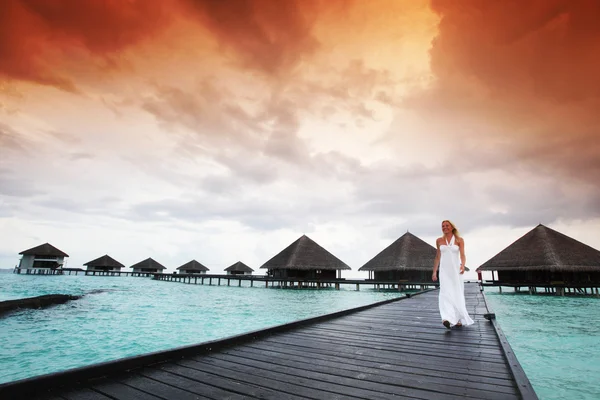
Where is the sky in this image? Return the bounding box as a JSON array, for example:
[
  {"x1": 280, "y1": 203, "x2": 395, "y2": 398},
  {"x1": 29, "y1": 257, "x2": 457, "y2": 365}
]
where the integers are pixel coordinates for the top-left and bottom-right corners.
[{"x1": 1, "y1": 0, "x2": 599, "y2": 279}]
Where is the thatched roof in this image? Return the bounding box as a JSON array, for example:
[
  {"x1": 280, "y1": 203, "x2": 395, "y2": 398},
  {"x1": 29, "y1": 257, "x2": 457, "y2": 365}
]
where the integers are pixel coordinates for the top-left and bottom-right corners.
[
  {"x1": 19, "y1": 243, "x2": 69, "y2": 257},
  {"x1": 130, "y1": 257, "x2": 167, "y2": 270},
  {"x1": 359, "y1": 232, "x2": 436, "y2": 271},
  {"x1": 477, "y1": 224, "x2": 600, "y2": 272},
  {"x1": 224, "y1": 261, "x2": 254, "y2": 272},
  {"x1": 177, "y1": 260, "x2": 209, "y2": 272},
  {"x1": 84, "y1": 255, "x2": 125, "y2": 268},
  {"x1": 260, "y1": 235, "x2": 351, "y2": 271}
]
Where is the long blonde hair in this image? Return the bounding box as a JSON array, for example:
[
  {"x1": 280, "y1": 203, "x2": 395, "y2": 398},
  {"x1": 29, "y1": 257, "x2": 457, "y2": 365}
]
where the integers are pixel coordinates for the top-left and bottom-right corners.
[{"x1": 442, "y1": 220, "x2": 461, "y2": 238}]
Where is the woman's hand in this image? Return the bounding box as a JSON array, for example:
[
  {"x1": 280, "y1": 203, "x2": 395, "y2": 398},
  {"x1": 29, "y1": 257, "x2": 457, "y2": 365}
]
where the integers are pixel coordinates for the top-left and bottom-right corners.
[
  {"x1": 460, "y1": 265, "x2": 465, "y2": 274},
  {"x1": 432, "y1": 272, "x2": 438, "y2": 281}
]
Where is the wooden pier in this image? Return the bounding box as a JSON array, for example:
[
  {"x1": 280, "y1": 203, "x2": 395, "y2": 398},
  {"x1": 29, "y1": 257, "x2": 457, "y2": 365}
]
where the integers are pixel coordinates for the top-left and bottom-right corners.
[
  {"x1": 0, "y1": 283, "x2": 537, "y2": 399},
  {"x1": 12, "y1": 268, "x2": 64, "y2": 275},
  {"x1": 153, "y1": 272, "x2": 440, "y2": 291},
  {"x1": 12, "y1": 268, "x2": 153, "y2": 277},
  {"x1": 481, "y1": 280, "x2": 600, "y2": 297},
  {"x1": 84, "y1": 270, "x2": 154, "y2": 278}
]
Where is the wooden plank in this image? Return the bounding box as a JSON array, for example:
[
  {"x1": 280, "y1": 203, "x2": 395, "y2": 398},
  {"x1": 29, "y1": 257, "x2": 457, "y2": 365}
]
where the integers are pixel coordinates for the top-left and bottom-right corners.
[
  {"x1": 136, "y1": 367, "x2": 248, "y2": 400},
  {"x1": 315, "y1": 317, "x2": 500, "y2": 336},
  {"x1": 91, "y1": 382, "x2": 163, "y2": 400},
  {"x1": 297, "y1": 324, "x2": 506, "y2": 356},
  {"x1": 262, "y1": 334, "x2": 513, "y2": 376},
  {"x1": 117, "y1": 374, "x2": 213, "y2": 400},
  {"x1": 335, "y1": 313, "x2": 494, "y2": 328},
  {"x1": 308, "y1": 319, "x2": 502, "y2": 340},
  {"x1": 290, "y1": 327, "x2": 506, "y2": 360},
  {"x1": 290, "y1": 328, "x2": 502, "y2": 351},
  {"x1": 176, "y1": 358, "x2": 392, "y2": 400},
  {"x1": 344, "y1": 301, "x2": 490, "y2": 317},
  {"x1": 285, "y1": 332, "x2": 505, "y2": 367},
  {"x1": 217, "y1": 347, "x2": 519, "y2": 400},
  {"x1": 246, "y1": 341, "x2": 516, "y2": 388},
  {"x1": 291, "y1": 328, "x2": 504, "y2": 359},
  {"x1": 325, "y1": 313, "x2": 498, "y2": 331},
  {"x1": 342, "y1": 313, "x2": 487, "y2": 323},
  {"x1": 159, "y1": 363, "x2": 320, "y2": 400},
  {"x1": 56, "y1": 388, "x2": 114, "y2": 400},
  {"x1": 191, "y1": 355, "x2": 468, "y2": 400},
  {"x1": 259, "y1": 340, "x2": 512, "y2": 381},
  {"x1": 234, "y1": 343, "x2": 516, "y2": 390},
  {"x1": 30, "y1": 396, "x2": 67, "y2": 400}
]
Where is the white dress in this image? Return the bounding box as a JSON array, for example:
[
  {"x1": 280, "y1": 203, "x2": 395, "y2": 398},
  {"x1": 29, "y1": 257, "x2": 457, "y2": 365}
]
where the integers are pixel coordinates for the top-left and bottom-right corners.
[{"x1": 438, "y1": 235, "x2": 474, "y2": 326}]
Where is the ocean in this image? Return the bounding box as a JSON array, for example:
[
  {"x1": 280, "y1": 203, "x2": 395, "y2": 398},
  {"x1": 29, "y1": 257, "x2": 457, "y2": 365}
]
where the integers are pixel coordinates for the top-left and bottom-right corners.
[
  {"x1": 484, "y1": 287, "x2": 600, "y2": 400},
  {"x1": 0, "y1": 273, "x2": 403, "y2": 384},
  {"x1": 1, "y1": 273, "x2": 599, "y2": 399}
]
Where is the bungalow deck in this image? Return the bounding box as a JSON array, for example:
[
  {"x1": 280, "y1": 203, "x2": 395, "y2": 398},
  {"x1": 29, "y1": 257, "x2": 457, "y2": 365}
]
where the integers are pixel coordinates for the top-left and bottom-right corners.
[
  {"x1": 481, "y1": 280, "x2": 600, "y2": 296},
  {"x1": 0, "y1": 283, "x2": 538, "y2": 400},
  {"x1": 153, "y1": 272, "x2": 440, "y2": 291}
]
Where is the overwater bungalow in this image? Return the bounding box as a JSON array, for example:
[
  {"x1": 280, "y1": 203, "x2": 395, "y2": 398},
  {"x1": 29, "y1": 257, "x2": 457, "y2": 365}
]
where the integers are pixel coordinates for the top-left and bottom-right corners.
[
  {"x1": 261, "y1": 234, "x2": 350, "y2": 280},
  {"x1": 224, "y1": 261, "x2": 253, "y2": 276},
  {"x1": 177, "y1": 260, "x2": 209, "y2": 275},
  {"x1": 477, "y1": 224, "x2": 600, "y2": 294},
  {"x1": 15, "y1": 243, "x2": 69, "y2": 275},
  {"x1": 130, "y1": 258, "x2": 167, "y2": 274},
  {"x1": 84, "y1": 255, "x2": 125, "y2": 272},
  {"x1": 358, "y1": 232, "x2": 436, "y2": 282}
]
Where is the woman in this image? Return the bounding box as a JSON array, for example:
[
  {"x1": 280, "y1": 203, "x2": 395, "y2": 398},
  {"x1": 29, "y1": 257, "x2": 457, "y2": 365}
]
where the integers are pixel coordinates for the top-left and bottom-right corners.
[{"x1": 432, "y1": 220, "x2": 474, "y2": 329}]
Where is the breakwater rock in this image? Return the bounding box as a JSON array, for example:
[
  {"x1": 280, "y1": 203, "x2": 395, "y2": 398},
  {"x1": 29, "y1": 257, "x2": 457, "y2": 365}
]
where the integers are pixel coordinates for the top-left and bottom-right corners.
[{"x1": 0, "y1": 294, "x2": 81, "y2": 316}]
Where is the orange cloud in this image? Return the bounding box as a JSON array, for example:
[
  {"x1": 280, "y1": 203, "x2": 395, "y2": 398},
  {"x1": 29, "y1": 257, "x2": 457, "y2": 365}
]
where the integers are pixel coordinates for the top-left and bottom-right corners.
[
  {"x1": 179, "y1": 0, "x2": 331, "y2": 76},
  {"x1": 0, "y1": 0, "x2": 355, "y2": 91},
  {"x1": 409, "y1": 0, "x2": 600, "y2": 185},
  {"x1": 0, "y1": 0, "x2": 177, "y2": 91},
  {"x1": 429, "y1": 0, "x2": 600, "y2": 103}
]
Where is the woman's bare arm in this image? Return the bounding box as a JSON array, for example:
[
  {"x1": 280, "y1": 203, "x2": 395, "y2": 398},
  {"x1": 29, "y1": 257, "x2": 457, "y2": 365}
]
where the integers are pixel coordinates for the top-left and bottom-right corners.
[
  {"x1": 458, "y1": 237, "x2": 466, "y2": 274},
  {"x1": 432, "y1": 238, "x2": 441, "y2": 281}
]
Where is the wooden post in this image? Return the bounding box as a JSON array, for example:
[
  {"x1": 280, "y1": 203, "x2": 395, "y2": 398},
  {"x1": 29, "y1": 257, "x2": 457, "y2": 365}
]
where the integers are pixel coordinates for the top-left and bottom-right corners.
[
  {"x1": 266, "y1": 280, "x2": 269, "y2": 288},
  {"x1": 251, "y1": 280, "x2": 254, "y2": 287},
  {"x1": 356, "y1": 283, "x2": 359, "y2": 291}
]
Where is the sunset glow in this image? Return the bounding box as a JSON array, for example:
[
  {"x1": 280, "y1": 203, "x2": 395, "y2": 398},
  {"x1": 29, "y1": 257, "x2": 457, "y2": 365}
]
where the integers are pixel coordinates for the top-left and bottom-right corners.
[{"x1": 1, "y1": 0, "x2": 599, "y2": 275}]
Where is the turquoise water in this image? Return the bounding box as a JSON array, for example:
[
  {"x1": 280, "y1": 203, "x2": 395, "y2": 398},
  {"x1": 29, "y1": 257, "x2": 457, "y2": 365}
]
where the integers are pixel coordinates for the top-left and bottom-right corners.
[
  {"x1": 0, "y1": 273, "x2": 403, "y2": 384},
  {"x1": 485, "y1": 288, "x2": 600, "y2": 400},
  {"x1": 2, "y1": 274, "x2": 599, "y2": 400}
]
